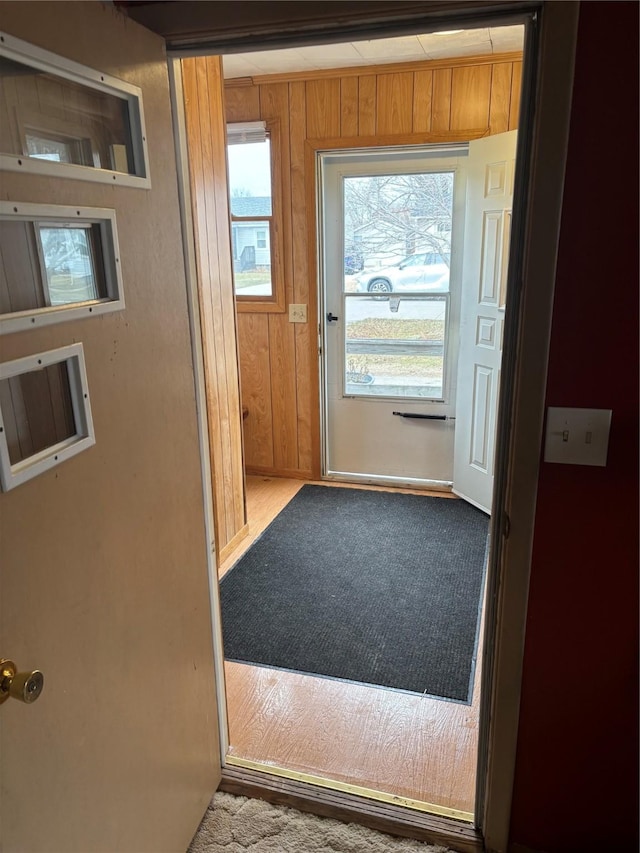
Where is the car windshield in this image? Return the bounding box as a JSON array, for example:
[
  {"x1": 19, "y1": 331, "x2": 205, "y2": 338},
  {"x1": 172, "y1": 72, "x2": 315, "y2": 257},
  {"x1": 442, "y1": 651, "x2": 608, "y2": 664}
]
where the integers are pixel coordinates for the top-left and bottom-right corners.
[{"x1": 399, "y1": 255, "x2": 423, "y2": 267}]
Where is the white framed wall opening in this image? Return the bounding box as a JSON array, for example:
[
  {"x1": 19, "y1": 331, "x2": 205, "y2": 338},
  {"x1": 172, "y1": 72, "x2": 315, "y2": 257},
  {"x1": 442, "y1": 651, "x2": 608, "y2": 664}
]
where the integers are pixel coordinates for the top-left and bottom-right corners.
[
  {"x1": 0, "y1": 201, "x2": 124, "y2": 334},
  {"x1": 0, "y1": 343, "x2": 95, "y2": 491},
  {"x1": 0, "y1": 30, "x2": 151, "y2": 187}
]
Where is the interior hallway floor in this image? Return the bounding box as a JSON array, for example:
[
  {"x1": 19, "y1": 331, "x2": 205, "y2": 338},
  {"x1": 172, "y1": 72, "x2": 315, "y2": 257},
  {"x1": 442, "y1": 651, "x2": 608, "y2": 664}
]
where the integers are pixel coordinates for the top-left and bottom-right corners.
[{"x1": 219, "y1": 475, "x2": 484, "y2": 819}]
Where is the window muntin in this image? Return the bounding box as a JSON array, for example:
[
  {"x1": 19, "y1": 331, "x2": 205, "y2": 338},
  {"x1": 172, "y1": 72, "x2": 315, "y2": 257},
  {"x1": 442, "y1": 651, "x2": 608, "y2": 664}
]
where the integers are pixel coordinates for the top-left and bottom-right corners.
[
  {"x1": 0, "y1": 32, "x2": 149, "y2": 187},
  {"x1": 0, "y1": 201, "x2": 124, "y2": 334}
]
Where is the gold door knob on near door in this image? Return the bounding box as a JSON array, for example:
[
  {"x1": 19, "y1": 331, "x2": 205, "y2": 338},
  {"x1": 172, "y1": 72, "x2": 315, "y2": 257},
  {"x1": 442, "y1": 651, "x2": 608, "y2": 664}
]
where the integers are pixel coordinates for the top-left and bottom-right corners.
[{"x1": 0, "y1": 659, "x2": 44, "y2": 705}]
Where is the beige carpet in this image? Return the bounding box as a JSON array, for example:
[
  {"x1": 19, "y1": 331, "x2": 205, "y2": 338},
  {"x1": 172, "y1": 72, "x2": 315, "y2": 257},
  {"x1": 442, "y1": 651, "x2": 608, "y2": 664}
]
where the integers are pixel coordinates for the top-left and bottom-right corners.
[{"x1": 189, "y1": 792, "x2": 451, "y2": 852}]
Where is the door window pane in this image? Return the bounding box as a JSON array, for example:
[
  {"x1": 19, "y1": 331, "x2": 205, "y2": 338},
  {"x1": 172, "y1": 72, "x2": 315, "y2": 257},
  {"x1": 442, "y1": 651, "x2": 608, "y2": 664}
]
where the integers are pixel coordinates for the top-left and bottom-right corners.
[
  {"x1": 344, "y1": 294, "x2": 447, "y2": 399},
  {"x1": 344, "y1": 172, "x2": 454, "y2": 294}
]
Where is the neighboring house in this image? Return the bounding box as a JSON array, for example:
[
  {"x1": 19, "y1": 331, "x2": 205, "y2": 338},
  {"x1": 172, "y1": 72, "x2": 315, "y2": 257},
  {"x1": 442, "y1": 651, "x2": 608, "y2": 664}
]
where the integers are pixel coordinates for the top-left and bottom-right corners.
[
  {"x1": 230, "y1": 196, "x2": 271, "y2": 270},
  {"x1": 351, "y1": 215, "x2": 451, "y2": 269}
]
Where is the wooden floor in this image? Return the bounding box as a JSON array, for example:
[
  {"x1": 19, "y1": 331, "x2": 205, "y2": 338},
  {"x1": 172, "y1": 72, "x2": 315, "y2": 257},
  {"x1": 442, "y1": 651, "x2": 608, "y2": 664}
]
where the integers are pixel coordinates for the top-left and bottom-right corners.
[{"x1": 220, "y1": 476, "x2": 483, "y2": 817}]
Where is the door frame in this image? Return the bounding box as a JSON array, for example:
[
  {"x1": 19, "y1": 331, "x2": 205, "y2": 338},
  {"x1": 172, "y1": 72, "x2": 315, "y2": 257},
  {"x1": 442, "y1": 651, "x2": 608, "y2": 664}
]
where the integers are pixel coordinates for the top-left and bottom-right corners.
[
  {"x1": 168, "y1": 2, "x2": 580, "y2": 850},
  {"x1": 168, "y1": 59, "x2": 230, "y2": 759}
]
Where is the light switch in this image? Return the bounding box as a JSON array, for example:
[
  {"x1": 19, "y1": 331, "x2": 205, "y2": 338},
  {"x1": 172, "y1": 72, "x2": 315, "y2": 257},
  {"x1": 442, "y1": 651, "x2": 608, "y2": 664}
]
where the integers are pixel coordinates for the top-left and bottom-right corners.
[
  {"x1": 288, "y1": 303, "x2": 307, "y2": 323},
  {"x1": 544, "y1": 407, "x2": 612, "y2": 466}
]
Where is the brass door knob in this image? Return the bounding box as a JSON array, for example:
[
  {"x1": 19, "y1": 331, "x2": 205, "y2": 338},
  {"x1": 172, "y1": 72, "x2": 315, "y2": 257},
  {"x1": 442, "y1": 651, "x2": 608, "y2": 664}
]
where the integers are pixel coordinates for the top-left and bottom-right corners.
[{"x1": 0, "y1": 659, "x2": 44, "y2": 705}]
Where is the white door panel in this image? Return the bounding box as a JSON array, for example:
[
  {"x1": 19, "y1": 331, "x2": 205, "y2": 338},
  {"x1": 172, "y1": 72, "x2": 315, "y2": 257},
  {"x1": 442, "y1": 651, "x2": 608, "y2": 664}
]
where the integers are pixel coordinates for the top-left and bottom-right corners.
[
  {"x1": 0, "y1": 5, "x2": 220, "y2": 852},
  {"x1": 453, "y1": 130, "x2": 518, "y2": 513}
]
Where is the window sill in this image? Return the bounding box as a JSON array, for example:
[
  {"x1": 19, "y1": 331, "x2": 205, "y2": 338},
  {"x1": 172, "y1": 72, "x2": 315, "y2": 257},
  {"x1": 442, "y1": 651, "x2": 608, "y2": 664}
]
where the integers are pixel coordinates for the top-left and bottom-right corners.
[{"x1": 236, "y1": 296, "x2": 286, "y2": 314}]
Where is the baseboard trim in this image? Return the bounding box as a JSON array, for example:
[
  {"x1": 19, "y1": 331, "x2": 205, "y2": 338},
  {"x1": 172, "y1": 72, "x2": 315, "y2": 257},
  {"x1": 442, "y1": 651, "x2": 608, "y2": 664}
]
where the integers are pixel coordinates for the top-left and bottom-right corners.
[
  {"x1": 219, "y1": 764, "x2": 483, "y2": 853},
  {"x1": 244, "y1": 466, "x2": 311, "y2": 480},
  {"x1": 218, "y1": 524, "x2": 249, "y2": 563}
]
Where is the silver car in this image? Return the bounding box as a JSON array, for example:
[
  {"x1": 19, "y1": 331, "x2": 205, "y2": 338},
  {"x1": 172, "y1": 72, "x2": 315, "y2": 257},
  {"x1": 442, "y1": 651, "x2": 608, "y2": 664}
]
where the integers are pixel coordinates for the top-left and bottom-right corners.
[{"x1": 355, "y1": 252, "x2": 450, "y2": 294}]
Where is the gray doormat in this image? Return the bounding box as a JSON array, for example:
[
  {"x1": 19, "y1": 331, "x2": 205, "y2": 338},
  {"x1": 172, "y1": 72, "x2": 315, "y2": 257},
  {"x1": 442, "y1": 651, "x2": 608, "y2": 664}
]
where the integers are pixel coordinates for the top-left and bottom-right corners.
[{"x1": 220, "y1": 485, "x2": 488, "y2": 702}]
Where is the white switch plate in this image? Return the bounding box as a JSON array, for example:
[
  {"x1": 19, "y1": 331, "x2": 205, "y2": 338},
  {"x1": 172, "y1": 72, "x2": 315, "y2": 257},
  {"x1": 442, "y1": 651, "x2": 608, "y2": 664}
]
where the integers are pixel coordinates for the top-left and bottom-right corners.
[
  {"x1": 544, "y1": 407, "x2": 612, "y2": 466},
  {"x1": 288, "y1": 303, "x2": 307, "y2": 323}
]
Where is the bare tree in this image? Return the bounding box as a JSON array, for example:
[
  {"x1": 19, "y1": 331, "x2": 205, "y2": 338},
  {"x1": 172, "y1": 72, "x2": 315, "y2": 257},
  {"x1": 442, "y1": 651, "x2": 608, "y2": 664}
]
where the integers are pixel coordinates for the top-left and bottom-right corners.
[{"x1": 344, "y1": 172, "x2": 454, "y2": 266}]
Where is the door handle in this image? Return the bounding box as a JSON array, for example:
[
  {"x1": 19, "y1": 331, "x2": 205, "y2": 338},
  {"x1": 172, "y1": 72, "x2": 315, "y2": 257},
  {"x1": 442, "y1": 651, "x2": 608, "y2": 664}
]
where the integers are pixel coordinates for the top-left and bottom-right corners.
[
  {"x1": 326, "y1": 313, "x2": 339, "y2": 322},
  {"x1": 392, "y1": 411, "x2": 452, "y2": 421},
  {"x1": 0, "y1": 658, "x2": 44, "y2": 705}
]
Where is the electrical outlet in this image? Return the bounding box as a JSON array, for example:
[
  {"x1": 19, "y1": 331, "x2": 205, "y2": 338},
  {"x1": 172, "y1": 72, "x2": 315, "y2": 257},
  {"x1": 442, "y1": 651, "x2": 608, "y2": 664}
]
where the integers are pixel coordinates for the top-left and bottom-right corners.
[
  {"x1": 544, "y1": 407, "x2": 612, "y2": 466},
  {"x1": 288, "y1": 304, "x2": 307, "y2": 323}
]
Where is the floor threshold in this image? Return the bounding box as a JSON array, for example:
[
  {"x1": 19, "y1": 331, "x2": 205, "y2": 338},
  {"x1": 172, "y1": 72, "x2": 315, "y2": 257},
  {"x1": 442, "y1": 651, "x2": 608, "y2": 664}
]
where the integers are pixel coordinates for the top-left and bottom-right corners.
[
  {"x1": 226, "y1": 754, "x2": 473, "y2": 822},
  {"x1": 220, "y1": 763, "x2": 483, "y2": 853}
]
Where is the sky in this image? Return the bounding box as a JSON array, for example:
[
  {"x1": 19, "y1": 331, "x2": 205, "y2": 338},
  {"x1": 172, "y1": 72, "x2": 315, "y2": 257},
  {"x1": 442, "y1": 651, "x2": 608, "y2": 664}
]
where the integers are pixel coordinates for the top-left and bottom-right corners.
[{"x1": 227, "y1": 139, "x2": 272, "y2": 197}]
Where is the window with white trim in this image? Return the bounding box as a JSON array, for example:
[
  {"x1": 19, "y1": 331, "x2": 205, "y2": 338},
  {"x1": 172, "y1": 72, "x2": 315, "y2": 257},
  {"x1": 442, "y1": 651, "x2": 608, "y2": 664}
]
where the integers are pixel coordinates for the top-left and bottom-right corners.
[
  {"x1": 0, "y1": 343, "x2": 95, "y2": 491},
  {"x1": 0, "y1": 202, "x2": 124, "y2": 335},
  {"x1": 0, "y1": 32, "x2": 150, "y2": 188}
]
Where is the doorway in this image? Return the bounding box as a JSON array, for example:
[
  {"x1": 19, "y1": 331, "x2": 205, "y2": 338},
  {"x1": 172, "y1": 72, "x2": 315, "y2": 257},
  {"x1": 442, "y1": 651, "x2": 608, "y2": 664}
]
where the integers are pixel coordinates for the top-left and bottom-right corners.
[
  {"x1": 217, "y1": 127, "x2": 517, "y2": 818},
  {"x1": 178, "y1": 35, "x2": 524, "y2": 822},
  {"x1": 170, "y1": 3, "x2": 580, "y2": 844}
]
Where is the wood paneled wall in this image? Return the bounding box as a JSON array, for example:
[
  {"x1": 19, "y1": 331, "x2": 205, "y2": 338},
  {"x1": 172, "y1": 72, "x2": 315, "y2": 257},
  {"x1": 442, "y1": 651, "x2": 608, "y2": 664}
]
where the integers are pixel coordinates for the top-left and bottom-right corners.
[
  {"x1": 183, "y1": 56, "x2": 247, "y2": 558},
  {"x1": 0, "y1": 221, "x2": 44, "y2": 313},
  {"x1": 0, "y1": 363, "x2": 75, "y2": 463},
  {"x1": 226, "y1": 54, "x2": 523, "y2": 477}
]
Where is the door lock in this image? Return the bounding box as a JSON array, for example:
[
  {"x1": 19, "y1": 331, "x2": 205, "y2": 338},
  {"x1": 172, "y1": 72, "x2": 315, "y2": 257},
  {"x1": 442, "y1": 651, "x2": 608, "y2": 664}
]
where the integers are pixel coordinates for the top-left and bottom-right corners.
[
  {"x1": 0, "y1": 659, "x2": 44, "y2": 705},
  {"x1": 326, "y1": 313, "x2": 339, "y2": 322}
]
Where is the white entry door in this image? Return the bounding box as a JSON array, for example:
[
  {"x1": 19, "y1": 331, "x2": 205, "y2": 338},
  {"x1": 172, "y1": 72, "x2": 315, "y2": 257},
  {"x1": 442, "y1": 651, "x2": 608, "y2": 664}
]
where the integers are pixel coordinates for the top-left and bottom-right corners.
[
  {"x1": 0, "y1": 6, "x2": 221, "y2": 852},
  {"x1": 321, "y1": 146, "x2": 468, "y2": 487},
  {"x1": 452, "y1": 131, "x2": 518, "y2": 513}
]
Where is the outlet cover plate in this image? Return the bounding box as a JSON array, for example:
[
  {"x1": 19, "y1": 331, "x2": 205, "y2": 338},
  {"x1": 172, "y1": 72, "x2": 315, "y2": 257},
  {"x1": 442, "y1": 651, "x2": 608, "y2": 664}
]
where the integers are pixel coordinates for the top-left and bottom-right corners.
[{"x1": 289, "y1": 303, "x2": 307, "y2": 323}]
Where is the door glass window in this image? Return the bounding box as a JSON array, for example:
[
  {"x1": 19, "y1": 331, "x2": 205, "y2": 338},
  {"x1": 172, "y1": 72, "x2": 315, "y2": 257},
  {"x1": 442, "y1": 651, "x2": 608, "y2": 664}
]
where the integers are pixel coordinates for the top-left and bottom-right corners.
[
  {"x1": 343, "y1": 170, "x2": 454, "y2": 399},
  {"x1": 343, "y1": 171, "x2": 454, "y2": 293},
  {"x1": 344, "y1": 294, "x2": 447, "y2": 399}
]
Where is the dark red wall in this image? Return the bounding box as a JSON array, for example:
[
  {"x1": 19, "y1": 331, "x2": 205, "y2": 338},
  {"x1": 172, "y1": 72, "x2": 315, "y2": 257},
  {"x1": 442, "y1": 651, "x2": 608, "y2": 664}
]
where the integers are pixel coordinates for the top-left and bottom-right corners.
[{"x1": 509, "y1": 3, "x2": 639, "y2": 851}]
